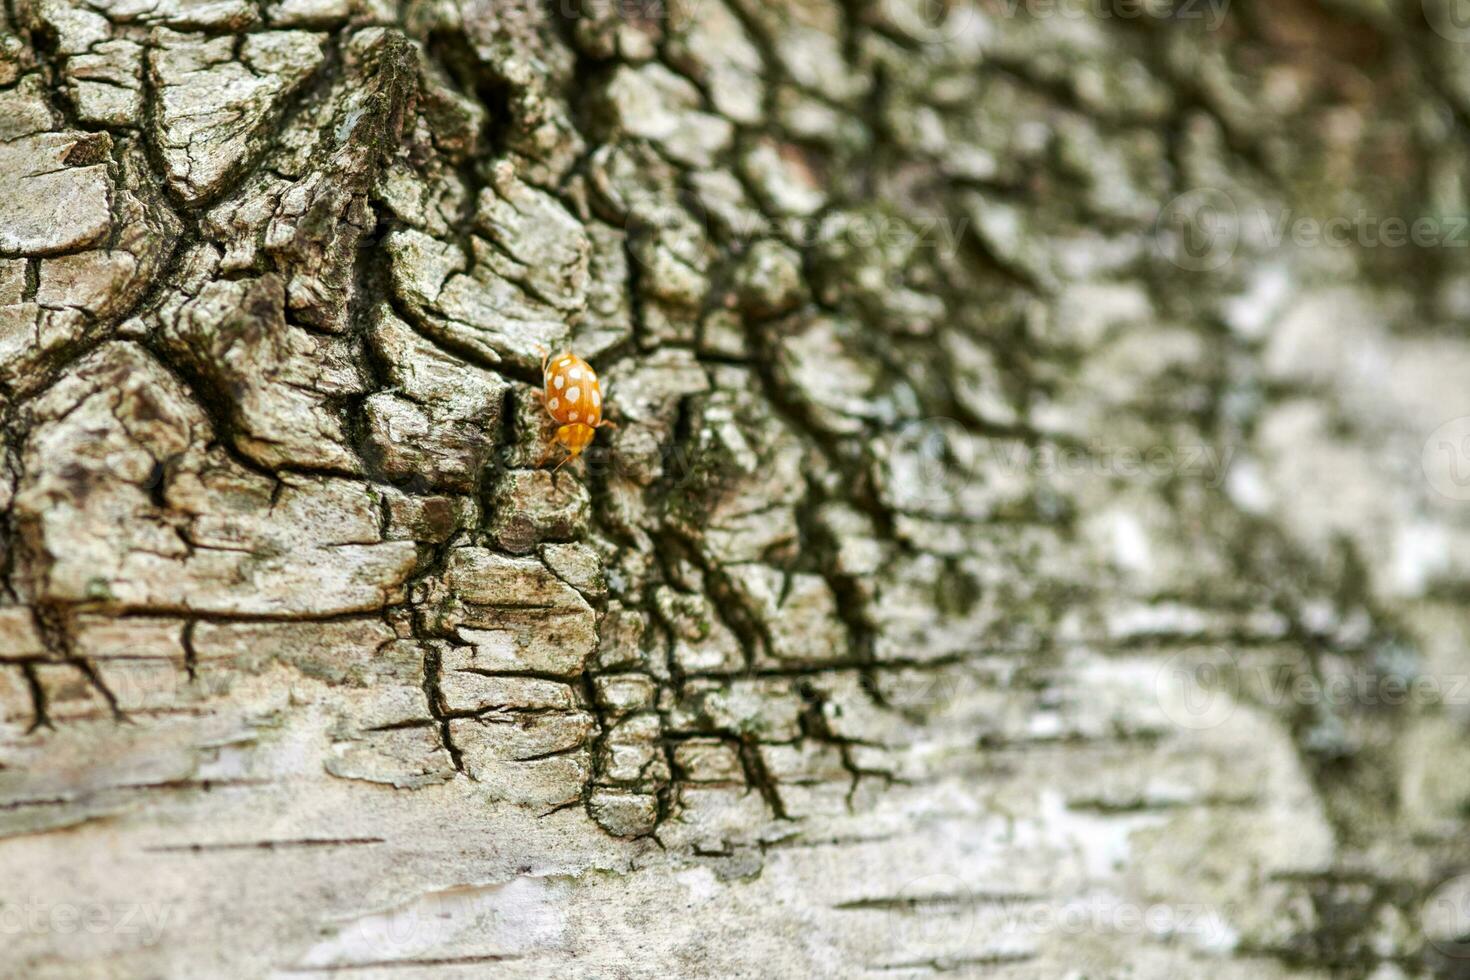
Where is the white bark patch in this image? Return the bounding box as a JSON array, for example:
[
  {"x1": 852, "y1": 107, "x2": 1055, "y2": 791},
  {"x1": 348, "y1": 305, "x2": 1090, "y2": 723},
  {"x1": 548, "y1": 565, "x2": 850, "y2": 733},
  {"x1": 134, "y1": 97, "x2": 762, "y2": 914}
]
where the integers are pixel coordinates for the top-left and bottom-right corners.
[{"x1": 294, "y1": 877, "x2": 569, "y2": 970}]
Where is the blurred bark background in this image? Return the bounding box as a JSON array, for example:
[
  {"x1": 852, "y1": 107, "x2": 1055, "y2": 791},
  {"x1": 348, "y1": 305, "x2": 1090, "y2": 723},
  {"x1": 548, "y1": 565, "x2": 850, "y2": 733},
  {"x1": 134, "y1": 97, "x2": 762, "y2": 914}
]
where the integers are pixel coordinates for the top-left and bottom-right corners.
[{"x1": 4, "y1": 0, "x2": 1470, "y2": 975}]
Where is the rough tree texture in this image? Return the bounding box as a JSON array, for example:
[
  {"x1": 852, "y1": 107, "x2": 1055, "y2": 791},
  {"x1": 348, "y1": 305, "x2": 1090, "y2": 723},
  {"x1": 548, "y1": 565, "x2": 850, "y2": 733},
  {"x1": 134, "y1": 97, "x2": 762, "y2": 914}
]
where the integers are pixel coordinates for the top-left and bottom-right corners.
[{"x1": 3, "y1": 0, "x2": 1470, "y2": 976}]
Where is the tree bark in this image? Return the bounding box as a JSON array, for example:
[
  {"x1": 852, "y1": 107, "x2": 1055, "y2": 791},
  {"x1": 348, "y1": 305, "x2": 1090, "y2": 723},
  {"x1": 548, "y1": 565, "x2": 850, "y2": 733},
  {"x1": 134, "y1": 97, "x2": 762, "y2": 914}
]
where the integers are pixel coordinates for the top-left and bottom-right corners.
[{"x1": 3, "y1": 0, "x2": 1470, "y2": 975}]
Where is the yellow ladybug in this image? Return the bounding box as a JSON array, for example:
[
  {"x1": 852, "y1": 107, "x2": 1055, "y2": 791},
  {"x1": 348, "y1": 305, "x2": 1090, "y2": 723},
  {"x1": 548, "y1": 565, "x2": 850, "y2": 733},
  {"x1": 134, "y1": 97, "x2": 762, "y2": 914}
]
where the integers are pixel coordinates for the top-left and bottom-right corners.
[{"x1": 537, "y1": 350, "x2": 614, "y2": 470}]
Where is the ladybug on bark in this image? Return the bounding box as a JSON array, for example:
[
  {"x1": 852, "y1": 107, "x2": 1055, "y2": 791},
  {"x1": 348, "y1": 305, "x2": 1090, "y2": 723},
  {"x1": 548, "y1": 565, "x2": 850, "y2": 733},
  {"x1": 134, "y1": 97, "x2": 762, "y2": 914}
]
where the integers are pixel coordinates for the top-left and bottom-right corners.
[{"x1": 536, "y1": 349, "x2": 614, "y2": 470}]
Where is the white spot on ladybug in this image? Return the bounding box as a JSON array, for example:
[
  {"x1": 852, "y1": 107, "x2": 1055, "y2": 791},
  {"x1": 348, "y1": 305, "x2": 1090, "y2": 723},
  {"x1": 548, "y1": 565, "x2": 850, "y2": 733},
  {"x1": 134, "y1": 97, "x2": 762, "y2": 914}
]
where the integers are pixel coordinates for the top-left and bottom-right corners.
[
  {"x1": 549, "y1": 397, "x2": 559, "y2": 410},
  {"x1": 569, "y1": 411, "x2": 579, "y2": 422},
  {"x1": 591, "y1": 389, "x2": 600, "y2": 407},
  {"x1": 553, "y1": 375, "x2": 564, "y2": 390},
  {"x1": 560, "y1": 358, "x2": 571, "y2": 367},
  {"x1": 567, "y1": 387, "x2": 580, "y2": 403},
  {"x1": 569, "y1": 367, "x2": 583, "y2": 380}
]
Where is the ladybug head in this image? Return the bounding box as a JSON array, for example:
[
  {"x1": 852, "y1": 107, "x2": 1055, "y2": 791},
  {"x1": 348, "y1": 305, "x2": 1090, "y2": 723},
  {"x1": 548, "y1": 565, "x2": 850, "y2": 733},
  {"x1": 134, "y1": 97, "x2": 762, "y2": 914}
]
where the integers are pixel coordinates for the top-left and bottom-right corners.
[{"x1": 555, "y1": 423, "x2": 596, "y2": 457}]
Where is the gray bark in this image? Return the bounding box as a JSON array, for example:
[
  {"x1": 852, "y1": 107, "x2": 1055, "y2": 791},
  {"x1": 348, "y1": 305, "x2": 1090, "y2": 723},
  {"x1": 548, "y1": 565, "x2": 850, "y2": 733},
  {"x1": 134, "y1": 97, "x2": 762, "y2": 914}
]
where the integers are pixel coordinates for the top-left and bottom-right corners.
[{"x1": 2, "y1": 0, "x2": 1470, "y2": 976}]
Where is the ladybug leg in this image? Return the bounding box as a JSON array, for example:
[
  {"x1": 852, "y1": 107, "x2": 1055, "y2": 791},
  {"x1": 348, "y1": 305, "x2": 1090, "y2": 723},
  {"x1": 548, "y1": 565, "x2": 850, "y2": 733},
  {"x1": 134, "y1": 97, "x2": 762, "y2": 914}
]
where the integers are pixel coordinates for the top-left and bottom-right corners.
[
  {"x1": 551, "y1": 449, "x2": 577, "y2": 474},
  {"x1": 596, "y1": 418, "x2": 618, "y2": 430}
]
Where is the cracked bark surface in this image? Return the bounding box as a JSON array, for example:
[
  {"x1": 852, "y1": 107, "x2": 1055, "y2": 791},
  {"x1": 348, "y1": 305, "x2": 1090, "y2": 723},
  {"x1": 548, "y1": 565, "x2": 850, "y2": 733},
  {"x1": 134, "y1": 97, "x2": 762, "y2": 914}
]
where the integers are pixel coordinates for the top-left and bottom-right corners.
[{"x1": 3, "y1": 0, "x2": 1470, "y2": 976}]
